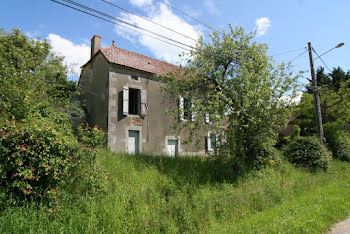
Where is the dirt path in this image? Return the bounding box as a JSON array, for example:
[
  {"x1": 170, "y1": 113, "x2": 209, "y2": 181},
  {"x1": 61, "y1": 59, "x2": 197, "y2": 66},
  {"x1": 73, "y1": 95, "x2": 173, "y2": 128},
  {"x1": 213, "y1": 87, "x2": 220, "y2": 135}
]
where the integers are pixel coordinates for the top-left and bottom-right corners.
[{"x1": 330, "y1": 218, "x2": 350, "y2": 234}]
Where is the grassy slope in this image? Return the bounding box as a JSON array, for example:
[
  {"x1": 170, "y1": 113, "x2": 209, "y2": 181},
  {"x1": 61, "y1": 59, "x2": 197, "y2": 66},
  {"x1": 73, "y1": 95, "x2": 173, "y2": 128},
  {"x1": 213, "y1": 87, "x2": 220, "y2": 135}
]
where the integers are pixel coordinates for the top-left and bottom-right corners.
[{"x1": 1, "y1": 150, "x2": 350, "y2": 233}]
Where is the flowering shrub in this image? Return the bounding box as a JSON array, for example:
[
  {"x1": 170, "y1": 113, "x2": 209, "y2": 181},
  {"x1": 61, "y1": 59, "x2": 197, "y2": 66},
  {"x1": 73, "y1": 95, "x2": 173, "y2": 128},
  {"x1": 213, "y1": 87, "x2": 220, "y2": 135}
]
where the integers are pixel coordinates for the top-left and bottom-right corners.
[{"x1": 0, "y1": 116, "x2": 79, "y2": 202}]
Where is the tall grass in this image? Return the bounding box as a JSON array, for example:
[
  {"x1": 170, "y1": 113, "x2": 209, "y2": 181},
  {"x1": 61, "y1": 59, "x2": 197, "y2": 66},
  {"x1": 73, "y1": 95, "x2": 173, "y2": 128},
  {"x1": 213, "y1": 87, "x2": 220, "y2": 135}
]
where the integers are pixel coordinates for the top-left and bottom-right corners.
[{"x1": 1, "y1": 149, "x2": 350, "y2": 233}]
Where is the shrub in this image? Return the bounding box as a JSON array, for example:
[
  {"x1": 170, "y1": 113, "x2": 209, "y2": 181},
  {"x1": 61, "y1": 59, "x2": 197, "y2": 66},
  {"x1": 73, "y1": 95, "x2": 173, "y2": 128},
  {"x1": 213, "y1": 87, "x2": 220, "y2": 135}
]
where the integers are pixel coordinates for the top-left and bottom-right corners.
[
  {"x1": 324, "y1": 122, "x2": 350, "y2": 162},
  {"x1": 0, "y1": 115, "x2": 79, "y2": 203},
  {"x1": 77, "y1": 124, "x2": 106, "y2": 148},
  {"x1": 285, "y1": 136, "x2": 328, "y2": 172}
]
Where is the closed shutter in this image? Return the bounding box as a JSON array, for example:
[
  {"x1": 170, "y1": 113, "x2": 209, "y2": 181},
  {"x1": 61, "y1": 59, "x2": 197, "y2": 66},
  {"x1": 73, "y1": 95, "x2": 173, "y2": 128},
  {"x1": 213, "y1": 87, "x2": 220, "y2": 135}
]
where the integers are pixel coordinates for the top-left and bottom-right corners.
[{"x1": 123, "y1": 86, "x2": 129, "y2": 115}]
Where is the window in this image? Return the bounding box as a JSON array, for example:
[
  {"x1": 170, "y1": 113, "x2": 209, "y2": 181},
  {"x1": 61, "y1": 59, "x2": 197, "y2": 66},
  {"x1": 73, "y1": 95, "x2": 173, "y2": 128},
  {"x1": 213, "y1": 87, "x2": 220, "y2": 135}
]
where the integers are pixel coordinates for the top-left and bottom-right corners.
[
  {"x1": 179, "y1": 96, "x2": 195, "y2": 121},
  {"x1": 131, "y1": 75, "x2": 139, "y2": 81},
  {"x1": 129, "y1": 88, "x2": 141, "y2": 115},
  {"x1": 123, "y1": 86, "x2": 147, "y2": 116}
]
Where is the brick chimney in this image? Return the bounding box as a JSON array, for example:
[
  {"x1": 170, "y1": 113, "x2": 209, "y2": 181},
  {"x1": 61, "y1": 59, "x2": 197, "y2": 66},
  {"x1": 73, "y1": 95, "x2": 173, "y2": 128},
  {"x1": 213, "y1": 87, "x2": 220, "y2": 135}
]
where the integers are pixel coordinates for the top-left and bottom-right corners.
[{"x1": 91, "y1": 35, "x2": 101, "y2": 58}]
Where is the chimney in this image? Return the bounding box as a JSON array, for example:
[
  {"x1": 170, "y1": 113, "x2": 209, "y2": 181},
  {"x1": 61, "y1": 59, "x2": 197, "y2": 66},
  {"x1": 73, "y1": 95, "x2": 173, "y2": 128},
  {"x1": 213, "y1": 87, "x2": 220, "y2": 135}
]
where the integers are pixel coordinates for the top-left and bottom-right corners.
[{"x1": 91, "y1": 35, "x2": 101, "y2": 58}]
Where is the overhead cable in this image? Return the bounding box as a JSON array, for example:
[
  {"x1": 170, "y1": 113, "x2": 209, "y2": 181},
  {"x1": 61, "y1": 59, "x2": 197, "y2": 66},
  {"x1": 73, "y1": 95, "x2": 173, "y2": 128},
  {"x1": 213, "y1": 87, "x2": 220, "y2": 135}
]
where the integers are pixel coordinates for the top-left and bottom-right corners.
[
  {"x1": 49, "y1": 0, "x2": 192, "y2": 51},
  {"x1": 57, "y1": 0, "x2": 196, "y2": 50},
  {"x1": 101, "y1": 0, "x2": 199, "y2": 42},
  {"x1": 158, "y1": 0, "x2": 219, "y2": 33},
  {"x1": 312, "y1": 47, "x2": 332, "y2": 73}
]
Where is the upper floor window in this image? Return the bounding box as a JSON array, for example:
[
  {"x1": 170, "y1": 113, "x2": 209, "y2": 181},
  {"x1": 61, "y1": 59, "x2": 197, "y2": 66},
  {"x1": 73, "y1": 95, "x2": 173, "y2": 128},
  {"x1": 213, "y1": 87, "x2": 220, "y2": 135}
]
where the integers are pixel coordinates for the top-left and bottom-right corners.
[
  {"x1": 179, "y1": 96, "x2": 195, "y2": 121},
  {"x1": 123, "y1": 86, "x2": 147, "y2": 116}
]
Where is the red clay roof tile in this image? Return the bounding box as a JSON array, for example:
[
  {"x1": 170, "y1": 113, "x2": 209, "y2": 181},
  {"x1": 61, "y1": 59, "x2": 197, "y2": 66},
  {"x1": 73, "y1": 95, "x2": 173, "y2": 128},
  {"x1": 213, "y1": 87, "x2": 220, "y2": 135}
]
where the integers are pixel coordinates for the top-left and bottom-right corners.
[{"x1": 100, "y1": 46, "x2": 182, "y2": 75}]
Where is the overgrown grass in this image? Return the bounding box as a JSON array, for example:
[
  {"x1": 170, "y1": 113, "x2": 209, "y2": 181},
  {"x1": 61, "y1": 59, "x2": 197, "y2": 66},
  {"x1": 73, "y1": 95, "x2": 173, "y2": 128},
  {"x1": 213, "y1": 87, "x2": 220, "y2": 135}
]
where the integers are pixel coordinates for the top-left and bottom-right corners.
[{"x1": 1, "y1": 149, "x2": 350, "y2": 233}]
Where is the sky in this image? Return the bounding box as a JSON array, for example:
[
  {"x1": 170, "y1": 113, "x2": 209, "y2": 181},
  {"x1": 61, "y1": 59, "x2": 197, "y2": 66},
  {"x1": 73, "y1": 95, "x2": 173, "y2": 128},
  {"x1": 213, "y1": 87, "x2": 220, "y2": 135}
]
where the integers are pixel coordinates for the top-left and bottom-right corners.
[{"x1": 1, "y1": 0, "x2": 349, "y2": 84}]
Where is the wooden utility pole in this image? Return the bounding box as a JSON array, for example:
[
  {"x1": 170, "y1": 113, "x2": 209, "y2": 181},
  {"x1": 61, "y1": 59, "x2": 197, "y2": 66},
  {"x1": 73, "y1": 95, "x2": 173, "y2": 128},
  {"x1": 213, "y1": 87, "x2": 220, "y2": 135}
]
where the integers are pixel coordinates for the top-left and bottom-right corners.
[{"x1": 307, "y1": 42, "x2": 325, "y2": 143}]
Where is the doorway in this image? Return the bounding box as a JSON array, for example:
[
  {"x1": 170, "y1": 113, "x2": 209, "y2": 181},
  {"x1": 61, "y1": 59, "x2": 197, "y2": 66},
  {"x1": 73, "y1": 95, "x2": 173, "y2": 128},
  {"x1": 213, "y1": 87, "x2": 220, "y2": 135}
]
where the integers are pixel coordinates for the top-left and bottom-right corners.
[{"x1": 128, "y1": 130, "x2": 140, "y2": 154}]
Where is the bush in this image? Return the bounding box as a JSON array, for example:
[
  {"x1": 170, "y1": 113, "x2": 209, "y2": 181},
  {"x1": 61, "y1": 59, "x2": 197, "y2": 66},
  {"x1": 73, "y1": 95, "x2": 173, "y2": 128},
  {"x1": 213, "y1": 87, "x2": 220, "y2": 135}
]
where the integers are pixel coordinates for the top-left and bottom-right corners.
[
  {"x1": 0, "y1": 115, "x2": 79, "y2": 203},
  {"x1": 77, "y1": 124, "x2": 106, "y2": 148},
  {"x1": 284, "y1": 136, "x2": 328, "y2": 172},
  {"x1": 324, "y1": 123, "x2": 350, "y2": 162}
]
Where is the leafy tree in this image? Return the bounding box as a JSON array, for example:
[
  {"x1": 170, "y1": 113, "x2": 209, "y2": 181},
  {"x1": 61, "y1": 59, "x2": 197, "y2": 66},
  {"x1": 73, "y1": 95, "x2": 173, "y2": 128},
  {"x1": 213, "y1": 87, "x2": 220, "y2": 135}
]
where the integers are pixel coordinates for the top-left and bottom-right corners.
[
  {"x1": 0, "y1": 29, "x2": 77, "y2": 121},
  {"x1": 159, "y1": 26, "x2": 300, "y2": 169}
]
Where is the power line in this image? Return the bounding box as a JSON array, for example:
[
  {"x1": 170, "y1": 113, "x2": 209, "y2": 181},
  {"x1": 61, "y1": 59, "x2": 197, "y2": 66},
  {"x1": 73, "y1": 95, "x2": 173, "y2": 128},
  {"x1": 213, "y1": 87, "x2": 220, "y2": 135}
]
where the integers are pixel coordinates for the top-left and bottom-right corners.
[
  {"x1": 101, "y1": 0, "x2": 198, "y2": 42},
  {"x1": 158, "y1": 0, "x2": 219, "y2": 33},
  {"x1": 312, "y1": 47, "x2": 332, "y2": 73},
  {"x1": 57, "y1": 0, "x2": 196, "y2": 50},
  {"x1": 49, "y1": 0, "x2": 192, "y2": 52},
  {"x1": 290, "y1": 49, "x2": 308, "y2": 62},
  {"x1": 272, "y1": 47, "x2": 306, "y2": 57}
]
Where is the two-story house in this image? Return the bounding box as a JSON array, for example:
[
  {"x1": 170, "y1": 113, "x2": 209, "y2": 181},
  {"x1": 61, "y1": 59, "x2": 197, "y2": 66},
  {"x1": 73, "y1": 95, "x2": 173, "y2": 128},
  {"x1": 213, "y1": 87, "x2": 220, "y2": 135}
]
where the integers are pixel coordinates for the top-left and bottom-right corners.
[{"x1": 79, "y1": 35, "x2": 212, "y2": 156}]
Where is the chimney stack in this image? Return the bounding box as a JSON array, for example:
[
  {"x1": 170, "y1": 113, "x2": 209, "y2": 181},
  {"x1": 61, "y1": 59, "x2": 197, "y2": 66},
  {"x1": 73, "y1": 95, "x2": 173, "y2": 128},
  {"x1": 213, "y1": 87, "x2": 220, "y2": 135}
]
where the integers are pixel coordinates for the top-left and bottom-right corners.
[{"x1": 91, "y1": 35, "x2": 101, "y2": 58}]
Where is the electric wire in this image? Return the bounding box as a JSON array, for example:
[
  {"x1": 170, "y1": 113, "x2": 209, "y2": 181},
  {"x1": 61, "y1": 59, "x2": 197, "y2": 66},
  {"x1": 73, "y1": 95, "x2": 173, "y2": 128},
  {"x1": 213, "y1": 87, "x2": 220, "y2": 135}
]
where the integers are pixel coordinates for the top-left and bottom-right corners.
[
  {"x1": 57, "y1": 0, "x2": 197, "y2": 50},
  {"x1": 272, "y1": 47, "x2": 306, "y2": 57},
  {"x1": 312, "y1": 47, "x2": 332, "y2": 73},
  {"x1": 290, "y1": 49, "x2": 308, "y2": 62},
  {"x1": 158, "y1": 0, "x2": 219, "y2": 33},
  {"x1": 100, "y1": 0, "x2": 198, "y2": 42},
  {"x1": 51, "y1": 0, "x2": 313, "y2": 66},
  {"x1": 49, "y1": 0, "x2": 192, "y2": 52}
]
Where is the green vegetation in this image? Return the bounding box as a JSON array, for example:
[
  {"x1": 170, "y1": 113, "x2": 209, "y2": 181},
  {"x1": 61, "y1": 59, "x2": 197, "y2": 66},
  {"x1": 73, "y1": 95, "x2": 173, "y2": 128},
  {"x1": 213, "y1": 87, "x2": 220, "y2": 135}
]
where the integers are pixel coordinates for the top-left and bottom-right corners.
[
  {"x1": 159, "y1": 26, "x2": 300, "y2": 169},
  {"x1": 1, "y1": 150, "x2": 350, "y2": 233},
  {"x1": 285, "y1": 136, "x2": 329, "y2": 172}
]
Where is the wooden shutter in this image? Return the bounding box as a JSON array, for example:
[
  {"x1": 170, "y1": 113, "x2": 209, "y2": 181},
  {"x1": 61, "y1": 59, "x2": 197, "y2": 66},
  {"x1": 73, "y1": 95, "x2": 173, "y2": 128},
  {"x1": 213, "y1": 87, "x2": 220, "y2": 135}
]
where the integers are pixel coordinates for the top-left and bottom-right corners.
[
  {"x1": 191, "y1": 102, "x2": 196, "y2": 121},
  {"x1": 123, "y1": 86, "x2": 129, "y2": 115},
  {"x1": 207, "y1": 132, "x2": 212, "y2": 151},
  {"x1": 205, "y1": 112, "x2": 210, "y2": 123},
  {"x1": 141, "y1": 89, "x2": 147, "y2": 116},
  {"x1": 179, "y1": 96, "x2": 184, "y2": 121}
]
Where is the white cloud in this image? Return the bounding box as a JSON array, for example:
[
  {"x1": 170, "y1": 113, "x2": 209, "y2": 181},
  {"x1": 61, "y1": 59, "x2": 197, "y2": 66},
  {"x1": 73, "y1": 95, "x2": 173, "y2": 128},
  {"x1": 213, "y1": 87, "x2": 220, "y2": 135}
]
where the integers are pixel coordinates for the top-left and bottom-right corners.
[
  {"x1": 203, "y1": 0, "x2": 220, "y2": 16},
  {"x1": 115, "y1": 2, "x2": 201, "y2": 64},
  {"x1": 255, "y1": 17, "x2": 271, "y2": 36},
  {"x1": 129, "y1": 0, "x2": 152, "y2": 7},
  {"x1": 47, "y1": 34, "x2": 90, "y2": 75}
]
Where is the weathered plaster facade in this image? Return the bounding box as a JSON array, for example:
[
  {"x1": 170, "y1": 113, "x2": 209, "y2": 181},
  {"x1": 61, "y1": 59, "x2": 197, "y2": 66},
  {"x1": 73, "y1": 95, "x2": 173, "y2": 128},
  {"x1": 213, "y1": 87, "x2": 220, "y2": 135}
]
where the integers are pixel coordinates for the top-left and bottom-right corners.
[{"x1": 79, "y1": 35, "x2": 205, "y2": 156}]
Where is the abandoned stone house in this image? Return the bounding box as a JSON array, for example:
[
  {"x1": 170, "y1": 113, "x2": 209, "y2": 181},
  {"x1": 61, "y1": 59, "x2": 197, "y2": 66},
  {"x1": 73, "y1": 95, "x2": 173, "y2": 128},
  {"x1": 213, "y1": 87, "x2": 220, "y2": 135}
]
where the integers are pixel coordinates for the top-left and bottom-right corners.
[{"x1": 79, "y1": 35, "x2": 215, "y2": 156}]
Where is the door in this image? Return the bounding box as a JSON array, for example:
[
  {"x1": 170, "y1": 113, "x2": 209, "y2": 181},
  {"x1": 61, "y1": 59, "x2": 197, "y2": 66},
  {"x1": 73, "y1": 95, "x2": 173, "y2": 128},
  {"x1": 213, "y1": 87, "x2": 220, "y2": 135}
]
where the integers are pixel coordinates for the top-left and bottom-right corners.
[
  {"x1": 167, "y1": 140, "x2": 178, "y2": 156},
  {"x1": 128, "y1": 130, "x2": 140, "y2": 154}
]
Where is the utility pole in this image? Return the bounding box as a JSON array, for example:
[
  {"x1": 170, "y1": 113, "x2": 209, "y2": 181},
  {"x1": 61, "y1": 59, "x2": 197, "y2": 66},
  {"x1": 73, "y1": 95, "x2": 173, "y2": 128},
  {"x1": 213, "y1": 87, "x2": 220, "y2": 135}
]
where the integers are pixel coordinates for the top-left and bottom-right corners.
[{"x1": 307, "y1": 42, "x2": 325, "y2": 143}]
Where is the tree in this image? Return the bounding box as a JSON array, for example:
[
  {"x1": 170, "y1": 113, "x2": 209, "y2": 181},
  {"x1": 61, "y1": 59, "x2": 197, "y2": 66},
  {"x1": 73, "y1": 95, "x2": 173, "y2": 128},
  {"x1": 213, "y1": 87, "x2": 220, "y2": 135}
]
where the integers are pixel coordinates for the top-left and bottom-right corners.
[
  {"x1": 0, "y1": 29, "x2": 77, "y2": 121},
  {"x1": 159, "y1": 26, "x2": 300, "y2": 169}
]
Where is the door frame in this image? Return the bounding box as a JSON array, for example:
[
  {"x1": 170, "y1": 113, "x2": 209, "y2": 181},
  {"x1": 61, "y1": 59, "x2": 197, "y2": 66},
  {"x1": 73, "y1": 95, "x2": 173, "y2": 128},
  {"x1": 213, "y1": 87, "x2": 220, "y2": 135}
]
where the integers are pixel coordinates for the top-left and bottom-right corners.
[
  {"x1": 165, "y1": 136, "x2": 181, "y2": 156},
  {"x1": 125, "y1": 126, "x2": 143, "y2": 153}
]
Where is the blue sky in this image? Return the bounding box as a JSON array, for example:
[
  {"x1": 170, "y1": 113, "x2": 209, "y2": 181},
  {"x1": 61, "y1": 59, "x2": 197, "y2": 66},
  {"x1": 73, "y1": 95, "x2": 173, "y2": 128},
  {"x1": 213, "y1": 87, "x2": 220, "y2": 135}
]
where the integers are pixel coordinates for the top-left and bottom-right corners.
[{"x1": 1, "y1": 0, "x2": 349, "y2": 83}]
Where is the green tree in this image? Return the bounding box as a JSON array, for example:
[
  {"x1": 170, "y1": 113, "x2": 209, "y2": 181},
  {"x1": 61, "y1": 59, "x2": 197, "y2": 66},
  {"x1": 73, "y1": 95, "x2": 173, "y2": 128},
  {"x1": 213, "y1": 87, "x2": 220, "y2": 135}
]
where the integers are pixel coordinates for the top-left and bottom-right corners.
[
  {"x1": 0, "y1": 29, "x2": 77, "y2": 121},
  {"x1": 159, "y1": 26, "x2": 300, "y2": 169}
]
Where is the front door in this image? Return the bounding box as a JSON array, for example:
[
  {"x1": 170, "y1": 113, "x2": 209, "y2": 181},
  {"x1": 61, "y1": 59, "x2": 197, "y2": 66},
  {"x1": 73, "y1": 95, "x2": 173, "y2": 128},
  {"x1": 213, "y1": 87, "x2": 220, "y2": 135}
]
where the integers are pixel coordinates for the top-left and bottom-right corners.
[
  {"x1": 167, "y1": 139, "x2": 178, "y2": 156},
  {"x1": 128, "y1": 130, "x2": 140, "y2": 154}
]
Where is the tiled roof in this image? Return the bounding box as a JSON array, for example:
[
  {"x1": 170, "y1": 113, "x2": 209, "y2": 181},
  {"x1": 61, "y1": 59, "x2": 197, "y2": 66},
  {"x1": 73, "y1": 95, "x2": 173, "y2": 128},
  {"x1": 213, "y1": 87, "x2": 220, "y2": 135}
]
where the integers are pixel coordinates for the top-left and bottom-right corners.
[{"x1": 100, "y1": 46, "x2": 181, "y2": 75}]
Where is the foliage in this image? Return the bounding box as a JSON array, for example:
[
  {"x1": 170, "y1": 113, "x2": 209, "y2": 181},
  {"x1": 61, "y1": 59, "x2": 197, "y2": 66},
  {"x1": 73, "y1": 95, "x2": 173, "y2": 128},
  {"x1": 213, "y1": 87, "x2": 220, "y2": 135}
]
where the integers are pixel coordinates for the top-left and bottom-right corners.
[
  {"x1": 0, "y1": 114, "x2": 79, "y2": 203},
  {"x1": 77, "y1": 124, "x2": 107, "y2": 148},
  {"x1": 1, "y1": 151, "x2": 350, "y2": 233},
  {"x1": 296, "y1": 67, "x2": 350, "y2": 137},
  {"x1": 0, "y1": 29, "x2": 78, "y2": 121},
  {"x1": 159, "y1": 26, "x2": 300, "y2": 169},
  {"x1": 324, "y1": 122, "x2": 350, "y2": 162},
  {"x1": 285, "y1": 136, "x2": 328, "y2": 172},
  {"x1": 0, "y1": 29, "x2": 83, "y2": 203}
]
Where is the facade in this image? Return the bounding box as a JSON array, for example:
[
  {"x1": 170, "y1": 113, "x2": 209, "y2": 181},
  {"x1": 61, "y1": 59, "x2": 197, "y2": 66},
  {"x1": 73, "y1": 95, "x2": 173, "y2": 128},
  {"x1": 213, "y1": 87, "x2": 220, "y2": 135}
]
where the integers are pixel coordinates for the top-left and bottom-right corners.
[{"x1": 79, "y1": 35, "x2": 208, "y2": 156}]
